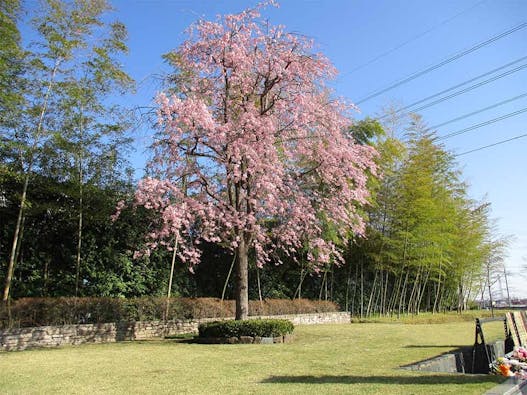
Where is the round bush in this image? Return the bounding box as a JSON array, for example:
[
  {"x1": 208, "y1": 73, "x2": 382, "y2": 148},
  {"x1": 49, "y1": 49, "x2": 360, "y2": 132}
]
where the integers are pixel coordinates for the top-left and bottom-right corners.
[{"x1": 198, "y1": 318, "x2": 294, "y2": 338}]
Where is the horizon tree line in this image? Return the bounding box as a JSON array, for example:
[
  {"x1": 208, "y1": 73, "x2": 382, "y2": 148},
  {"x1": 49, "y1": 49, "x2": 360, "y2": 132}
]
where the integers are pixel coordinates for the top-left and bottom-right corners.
[{"x1": 0, "y1": 0, "x2": 509, "y2": 317}]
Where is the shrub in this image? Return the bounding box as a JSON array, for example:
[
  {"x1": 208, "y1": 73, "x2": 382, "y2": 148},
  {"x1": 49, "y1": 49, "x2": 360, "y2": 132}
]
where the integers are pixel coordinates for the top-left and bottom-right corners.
[
  {"x1": 0, "y1": 297, "x2": 339, "y2": 329},
  {"x1": 251, "y1": 299, "x2": 338, "y2": 315},
  {"x1": 0, "y1": 297, "x2": 127, "y2": 328},
  {"x1": 123, "y1": 297, "x2": 167, "y2": 322},
  {"x1": 198, "y1": 319, "x2": 294, "y2": 338},
  {"x1": 177, "y1": 298, "x2": 235, "y2": 319}
]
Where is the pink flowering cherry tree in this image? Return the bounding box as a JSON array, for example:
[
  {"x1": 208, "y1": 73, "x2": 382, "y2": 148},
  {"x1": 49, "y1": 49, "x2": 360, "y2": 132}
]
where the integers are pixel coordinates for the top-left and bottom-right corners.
[{"x1": 135, "y1": 3, "x2": 377, "y2": 320}]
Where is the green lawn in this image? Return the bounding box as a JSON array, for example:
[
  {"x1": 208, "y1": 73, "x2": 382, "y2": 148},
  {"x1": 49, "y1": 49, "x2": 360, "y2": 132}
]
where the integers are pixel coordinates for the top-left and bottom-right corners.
[{"x1": 0, "y1": 322, "x2": 503, "y2": 394}]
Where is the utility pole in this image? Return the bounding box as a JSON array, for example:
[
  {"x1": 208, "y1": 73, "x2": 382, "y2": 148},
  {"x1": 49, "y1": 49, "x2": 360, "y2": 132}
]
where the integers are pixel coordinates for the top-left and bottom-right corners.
[
  {"x1": 487, "y1": 261, "x2": 494, "y2": 317},
  {"x1": 503, "y1": 265, "x2": 512, "y2": 308}
]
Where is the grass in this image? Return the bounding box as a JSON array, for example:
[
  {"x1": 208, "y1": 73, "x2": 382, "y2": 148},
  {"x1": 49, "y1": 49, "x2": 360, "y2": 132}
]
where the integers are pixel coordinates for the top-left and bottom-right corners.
[
  {"x1": 351, "y1": 309, "x2": 497, "y2": 324},
  {"x1": 0, "y1": 321, "x2": 504, "y2": 394}
]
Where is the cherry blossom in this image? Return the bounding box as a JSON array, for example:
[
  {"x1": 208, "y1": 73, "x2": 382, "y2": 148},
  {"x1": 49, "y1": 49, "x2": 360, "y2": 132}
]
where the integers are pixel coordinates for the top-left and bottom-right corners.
[{"x1": 135, "y1": 2, "x2": 377, "y2": 319}]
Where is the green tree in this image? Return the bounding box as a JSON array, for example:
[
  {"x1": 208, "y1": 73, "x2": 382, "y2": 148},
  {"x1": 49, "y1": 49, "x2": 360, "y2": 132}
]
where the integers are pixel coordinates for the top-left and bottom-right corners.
[
  {"x1": 347, "y1": 113, "x2": 502, "y2": 316},
  {"x1": 0, "y1": 0, "x2": 23, "y2": 124},
  {"x1": 49, "y1": 15, "x2": 134, "y2": 296},
  {"x1": 2, "y1": 0, "x2": 133, "y2": 302}
]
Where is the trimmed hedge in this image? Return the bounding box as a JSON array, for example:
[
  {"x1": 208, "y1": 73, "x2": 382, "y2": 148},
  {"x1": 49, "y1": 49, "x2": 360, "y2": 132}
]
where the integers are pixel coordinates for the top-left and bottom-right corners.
[
  {"x1": 0, "y1": 297, "x2": 338, "y2": 329},
  {"x1": 198, "y1": 319, "x2": 294, "y2": 338}
]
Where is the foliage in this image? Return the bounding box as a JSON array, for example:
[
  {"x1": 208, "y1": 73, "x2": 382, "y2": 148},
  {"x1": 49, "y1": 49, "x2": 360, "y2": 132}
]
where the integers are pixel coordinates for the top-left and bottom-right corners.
[
  {"x1": 139, "y1": 1, "x2": 377, "y2": 268},
  {"x1": 0, "y1": 297, "x2": 127, "y2": 328},
  {"x1": 248, "y1": 298, "x2": 338, "y2": 316},
  {"x1": 1, "y1": 0, "x2": 134, "y2": 302},
  {"x1": 343, "y1": 113, "x2": 505, "y2": 317},
  {"x1": 0, "y1": 172, "x2": 161, "y2": 299},
  {"x1": 0, "y1": 2, "x2": 507, "y2": 319},
  {"x1": 0, "y1": 0, "x2": 24, "y2": 127},
  {"x1": 133, "y1": 2, "x2": 377, "y2": 319},
  {"x1": 0, "y1": 297, "x2": 338, "y2": 328},
  {"x1": 198, "y1": 319, "x2": 294, "y2": 338}
]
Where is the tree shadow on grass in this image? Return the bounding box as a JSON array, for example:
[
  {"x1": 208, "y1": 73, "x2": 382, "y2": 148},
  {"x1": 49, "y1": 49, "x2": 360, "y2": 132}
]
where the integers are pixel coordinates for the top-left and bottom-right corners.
[
  {"x1": 261, "y1": 374, "x2": 503, "y2": 385},
  {"x1": 163, "y1": 333, "x2": 196, "y2": 343},
  {"x1": 404, "y1": 345, "x2": 468, "y2": 349}
]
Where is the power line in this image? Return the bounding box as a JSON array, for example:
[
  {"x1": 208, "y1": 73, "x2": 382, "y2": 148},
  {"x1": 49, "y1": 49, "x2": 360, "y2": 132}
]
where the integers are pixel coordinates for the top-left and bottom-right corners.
[
  {"x1": 438, "y1": 107, "x2": 527, "y2": 140},
  {"x1": 345, "y1": 0, "x2": 486, "y2": 75},
  {"x1": 410, "y1": 63, "x2": 527, "y2": 114},
  {"x1": 429, "y1": 93, "x2": 527, "y2": 130},
  {"x1": 356, "y1": 22, "x2": 527, "y2": 104},
  {"x1": 379, "y1": 56, "x2": 527, "y2": 119},
  {"x1": 456, "y1": 133, "x2": 527, "y2": 156}
]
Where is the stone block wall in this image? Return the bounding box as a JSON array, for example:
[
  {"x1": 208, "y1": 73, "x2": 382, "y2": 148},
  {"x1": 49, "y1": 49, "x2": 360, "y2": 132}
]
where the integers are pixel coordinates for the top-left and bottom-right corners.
[
  {"x1": 1, "y1": 323, "x2": 118, "y2": 351},
  {"x1": 263, "y1": 312, "x2": 351, "y2": 325},
  {"x1": 127, "y1": 319, "x2": 204, "y2": 340},
  {"x1": 0, "y1": 311, "x2": 350, "y2": 351},
  {"x1": 403, "y1": 353, "x2": 461, "y2": 373}
]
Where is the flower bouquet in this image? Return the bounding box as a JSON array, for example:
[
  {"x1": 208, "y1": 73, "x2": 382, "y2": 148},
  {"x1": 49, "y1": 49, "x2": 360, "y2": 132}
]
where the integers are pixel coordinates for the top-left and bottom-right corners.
[
  {"x1": 513, "y1": 346, "x2": 527, "y2": 362},
  {"x1": 491, "y1": 355, "x2": 527, "y2": 378}
]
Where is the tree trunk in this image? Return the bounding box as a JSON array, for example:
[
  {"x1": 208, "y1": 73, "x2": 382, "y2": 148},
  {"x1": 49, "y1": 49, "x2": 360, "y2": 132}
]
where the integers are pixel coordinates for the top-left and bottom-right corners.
[
  {"x1": 464, "y1": 274, "x2": 475, "y2": 309},
  {"x1": 366, "y1": 270, "x2": 378, "y2": 317},
  {"x1": 74, "y1": 103, "x2": 85, "y2": 297},
  {"x1": 437, "y1": 284, "x2": 446, "y2": 312},
  {"x1": 433, "y1": 260, "x2": 442, "y2": 313},
  {"x1": 480, "y1": 278, "x2": 487, "y2": 307},
  {"x1": 298, "y1": 264, "x2": 303, "y2": 299},
  {"x1": 345, "y1": 260, "x2": 353, "y2": 313},
  {"x1": 398, "y1": 271, "x2": 409, "y2": 317},
  {"x1": 407, "y1": 269, "x2": 421, "y2": 315},
  {"x1": 165, "y1": 235, "x2": 179, "y2": 321},
  {"x1": 325, "y1": 270, "x2": 329, "y2": 301},
  {"x1": 329, "y1": 266, "x2": 334, "y2": 301},
  {"x1": 75, "y1": 167, "x2": 83, "y2": 297},
  {"x1": 487, "y1": 262, "x2": 494, "y2": 317},
  {"x1": 373, "y1": 273, "x2": 383, "y2": 316},
  {"x1": 43, "y1": 257, "x2": 50, "y2": 297},
  {"x1": 235, "y1": 235, "x2": 249, "y2": 320},
  {"x1": 503, "y1": 265, "x2": 512, "y2": 308},
  {"x1": 382, "y1": 271, "x2": 389, "y2": 316},
  {"x1": 417, "y1": 267, "x2": 430, "y2": 314},
  {"x1": 388, "y1": 271, "x2": 402, "y2": 315},
  {"x1": 319, "y1": 270, "x2": 327, "y2": 301},
  {"x1": 293, "y1": 261, "x2": 307, "y2": 300},
  {"x1": 351, "y1": 260, "x2": 359, "y2": 317},
  {"x1": 256, "y1": 265, "x2": 264, "y2": 313},
  {"x1": 3, "y1": 175, "x2": 28, "y2": 303},
  {"x1": 221, "y1": 253, "x2": 236, "y2": 301},
  {"x1": 3, "y1": 61, "x2": 60, "y2": 303},
  {"x1": 360, "y1": 259, "x2": 364, "y2": 319}
]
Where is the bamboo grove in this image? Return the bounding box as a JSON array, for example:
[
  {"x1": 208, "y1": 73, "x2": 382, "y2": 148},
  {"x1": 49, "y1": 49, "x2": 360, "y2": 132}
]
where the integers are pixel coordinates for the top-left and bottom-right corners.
[{"x1": 343, "y1": 114, "x2": 507, "y2": 316}]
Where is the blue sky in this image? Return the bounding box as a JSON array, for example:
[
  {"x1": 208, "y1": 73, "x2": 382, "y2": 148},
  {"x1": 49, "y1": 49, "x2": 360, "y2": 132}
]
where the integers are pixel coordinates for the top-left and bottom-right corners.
[{"x1": 27, "y1": 0, "x2": 527, "y2": 298}]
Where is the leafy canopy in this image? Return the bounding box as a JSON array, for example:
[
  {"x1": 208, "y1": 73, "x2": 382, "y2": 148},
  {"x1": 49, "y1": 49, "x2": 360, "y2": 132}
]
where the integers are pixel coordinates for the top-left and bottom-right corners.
[{"x1": 134, "y1": 2, "x2": 377, "y2": 269}]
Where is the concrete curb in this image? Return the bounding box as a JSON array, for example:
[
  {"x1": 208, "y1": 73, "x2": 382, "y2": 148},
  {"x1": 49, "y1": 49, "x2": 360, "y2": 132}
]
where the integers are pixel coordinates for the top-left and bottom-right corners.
[{"x1": 484, "y1": 377, "x2": 527, "y2": 395}]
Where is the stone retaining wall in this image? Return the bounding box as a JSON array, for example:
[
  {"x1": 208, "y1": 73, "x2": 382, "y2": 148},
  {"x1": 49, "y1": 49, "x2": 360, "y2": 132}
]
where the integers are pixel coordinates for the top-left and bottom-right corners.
[
  {"x1": 402, "y1": 352, "x2": 464, "y2": 373},
  {"x1": 197, "y1": 334, "x2": 295, "y2": 344},
  {"x1": 271, "y1": 312, "x2": 350, "y2": 325},
  {"x1": 0, "y1": 311, "x2": 350, "y2": 351}
]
